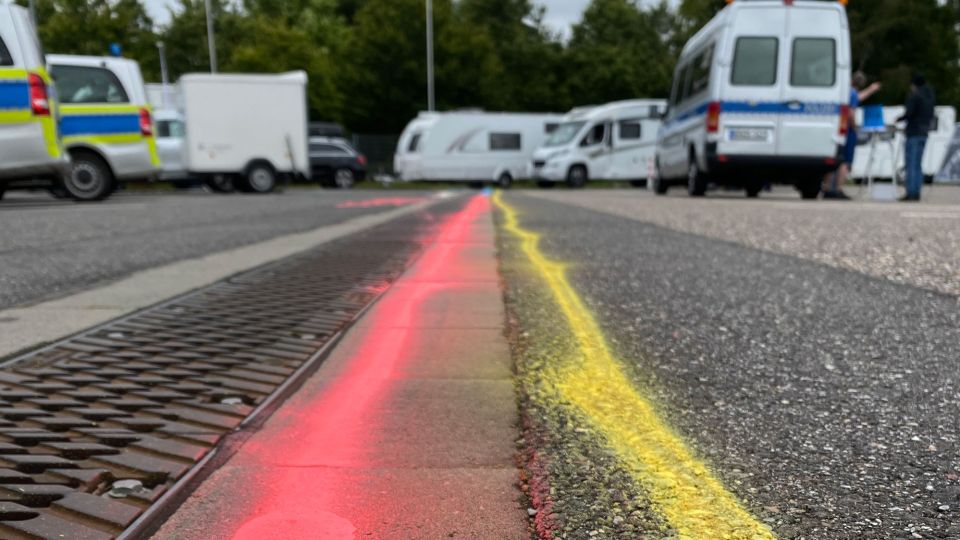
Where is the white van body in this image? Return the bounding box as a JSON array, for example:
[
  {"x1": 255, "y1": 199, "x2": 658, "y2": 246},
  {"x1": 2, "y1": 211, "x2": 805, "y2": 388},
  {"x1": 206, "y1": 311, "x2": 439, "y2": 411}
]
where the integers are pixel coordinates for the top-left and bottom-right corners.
[
  {"x1": 0, "y1": 5, "x2": 68, "y2": 195},
  {"x1": 529, "y1": 99, "x2": 666, "y2": 187},
  {"x1": 394, "y1": 111, "x2": 563, "y2": 186},
  {"x1": 179, "y1": 71, "x2": 309, "y2": 192},
  {"x1": 655, "y1": 0, "x2": 851, "y2": 198},
  {"x1": 850, "y1": 106, "x2": 957, "y2": 181}
]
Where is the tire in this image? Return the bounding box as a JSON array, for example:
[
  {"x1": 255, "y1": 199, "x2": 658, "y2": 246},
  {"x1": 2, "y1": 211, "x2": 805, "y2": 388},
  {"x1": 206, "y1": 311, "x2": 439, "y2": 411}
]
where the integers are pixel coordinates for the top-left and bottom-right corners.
[
  {"x1": 566, "y1": 165, "x2": 587, "y2": 188},
  {"x1": 333, "y1": 168, "x2": 355, "y2": 189},
  {"x1": 0, "y1": 187, "x2": 5, "y2": 201},
  {"x1": 48, "y1": 185, "x2": 70, "y2": 199},
  {"x1": 798, "y1": 180, "x2": 821, "y2": 200},
  {"x1": 536, "y1": 180, "x2": 556, "y2": 189},
  {"x1": 653, "y1": 162, "x2": 669, "y2": 195},
  {"x1": 745, "y1": 180, "x2": 763, "y2": 198},
  {"x1": 205, "y1": 174, "x2": 235, "y2": 193},
  {"x1": 686, "y1": 156, "x2": 707, "y2": 197},
  {"x1": 496, "y1": 172, "x2": 512, "y2": 189},
  {"x1": 630, "y1": 180, "x2": 647, "y2": 188},
  {"x1": 65, "y1": 152, "x2": 114, "y2": 202},
  {"x1": 243, "y1": 162, "x2": 277, "y2": 194}
]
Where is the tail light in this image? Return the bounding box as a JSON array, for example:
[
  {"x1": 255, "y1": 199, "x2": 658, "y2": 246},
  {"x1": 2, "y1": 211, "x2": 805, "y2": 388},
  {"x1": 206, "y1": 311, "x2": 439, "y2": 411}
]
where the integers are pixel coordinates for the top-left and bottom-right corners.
[
  {"x1": 706, "y1": 101, "x2": 721, "y2": 133},
  {"x1": 838, "y1": 105, "x2": 850, "y2": 136},
  {"x1": 139, "y1": 108, "x2": 153, "y2": 137},
  {"x1": 357, "y1": 154, "x2": 367, "y2": 166},
  {"x1": 27, "y1": 72, "x2": 50, "y2": 116}
]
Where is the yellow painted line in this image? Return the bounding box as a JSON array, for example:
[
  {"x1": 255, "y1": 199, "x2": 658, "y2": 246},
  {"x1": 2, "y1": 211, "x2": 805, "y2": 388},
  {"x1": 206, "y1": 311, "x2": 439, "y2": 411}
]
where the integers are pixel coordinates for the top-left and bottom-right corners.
[{"x1": 493, "y1": 191, "x2": 774, "y2": 540}]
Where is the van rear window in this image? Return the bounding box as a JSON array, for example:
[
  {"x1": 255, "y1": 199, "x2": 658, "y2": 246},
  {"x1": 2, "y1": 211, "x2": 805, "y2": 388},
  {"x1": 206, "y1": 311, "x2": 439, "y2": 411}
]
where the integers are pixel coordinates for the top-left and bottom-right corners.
[
  {"x1": 50, "y1": 65, "x2": 129, "y2": 104},
  {"x1": 0, "y1": 37, "x2": 13, "y2": 67},
  {"x1": 791, "y1": 38, "x2": 836, "y2": 87},
  {"x1": 731, "y1": 37, "x2": 778, "y2": 86}
]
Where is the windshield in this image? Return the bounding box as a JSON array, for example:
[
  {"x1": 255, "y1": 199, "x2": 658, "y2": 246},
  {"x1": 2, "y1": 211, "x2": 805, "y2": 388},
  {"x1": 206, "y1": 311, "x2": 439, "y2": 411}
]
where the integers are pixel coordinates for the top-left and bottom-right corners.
[{"x1": 544, "y1": 121, "x2": 586, "y2": 147}]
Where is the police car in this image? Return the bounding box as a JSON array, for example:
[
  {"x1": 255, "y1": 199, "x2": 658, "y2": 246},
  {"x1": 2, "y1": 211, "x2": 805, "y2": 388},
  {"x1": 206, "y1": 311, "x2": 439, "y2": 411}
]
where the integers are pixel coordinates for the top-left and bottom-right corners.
[
  {"x1": 48, "y1": 54, "x2": 161, "y2": 200},
  {"x1": 0, "y1": 5, "x2": 69, "y2": 200}
]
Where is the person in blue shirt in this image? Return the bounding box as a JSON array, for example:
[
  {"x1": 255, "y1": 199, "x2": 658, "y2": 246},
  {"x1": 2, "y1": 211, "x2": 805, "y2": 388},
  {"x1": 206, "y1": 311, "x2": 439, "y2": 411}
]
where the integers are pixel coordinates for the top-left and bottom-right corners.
[{"x1": 823, "y1": 72, "x2": 881, "y2": 199}]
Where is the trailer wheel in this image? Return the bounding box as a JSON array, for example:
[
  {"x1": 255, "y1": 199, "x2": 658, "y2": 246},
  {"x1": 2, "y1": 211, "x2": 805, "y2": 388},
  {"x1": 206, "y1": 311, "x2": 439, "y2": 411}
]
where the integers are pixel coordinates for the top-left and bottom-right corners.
[
  {"x1": 243, "y1": 162, "x2": 277, "y2": 194},
  {"x1": 334, "y1": 168, "x2": 355, "y2": 189},
  {"x1": 496, "y1": 172, "x2": 513, "y2": 189},
  {"x1": 566, "y1": 165, "x2": 587, "y2": 188},
  {"x1": 65, "y1": 151, "x2": 114, "y2": 202},
  {"x1": 205, "y1": 174, "x2": 235, "y2": 193}
]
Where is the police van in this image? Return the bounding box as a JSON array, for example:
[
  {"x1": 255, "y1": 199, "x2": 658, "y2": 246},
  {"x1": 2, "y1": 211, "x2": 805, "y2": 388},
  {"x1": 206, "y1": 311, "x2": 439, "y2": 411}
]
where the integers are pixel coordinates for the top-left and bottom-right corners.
[
  {"x1": 654, "y1": 0, "x2": 851, "y2": 198},
  {"x1": 0, "y1": 4, "x2": 68, "y2": 200},
  {"x1": 48, "y1": 54, "x2": 160, "y2": 200}
]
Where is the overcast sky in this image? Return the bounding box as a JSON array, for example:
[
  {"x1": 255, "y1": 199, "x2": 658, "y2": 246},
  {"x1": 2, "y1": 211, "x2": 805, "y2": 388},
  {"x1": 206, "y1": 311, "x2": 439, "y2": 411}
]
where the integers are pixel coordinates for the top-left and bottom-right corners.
[{"x1": 144, "y1": 0, "x2": 595, "y2": 34}]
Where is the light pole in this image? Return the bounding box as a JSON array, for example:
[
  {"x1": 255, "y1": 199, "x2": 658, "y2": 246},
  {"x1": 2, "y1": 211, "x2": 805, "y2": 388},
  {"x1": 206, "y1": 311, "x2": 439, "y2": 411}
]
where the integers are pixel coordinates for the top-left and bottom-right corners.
[
  {"x1": 425, "y1": 0, "x2": 435, "y2": 111},
  {"x1": 157, "y1": 41, "x2": 170, "y2": 108},
  {"x1": 27, "y1": 0, "x2": 37, "y2": 29},
  {"x1": 204, "y1": 0, "x2": 218, "y2": 73}
]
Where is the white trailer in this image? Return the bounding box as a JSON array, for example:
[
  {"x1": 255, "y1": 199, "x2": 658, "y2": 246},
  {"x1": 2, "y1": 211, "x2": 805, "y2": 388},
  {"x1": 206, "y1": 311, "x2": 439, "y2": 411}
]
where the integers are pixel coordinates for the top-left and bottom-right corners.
[
  {"x1": 849, "y1": 106, "x2": 957, "y2": 182},
  {"x1": 529, "y1": 99, "x2": 666, "y2": 188},
  {"x1": 180, "y1": 71, "x2": 309, "y2": 193},
  {"x1": 394, "y1": 110, "x2": 563, "y2": 187}
]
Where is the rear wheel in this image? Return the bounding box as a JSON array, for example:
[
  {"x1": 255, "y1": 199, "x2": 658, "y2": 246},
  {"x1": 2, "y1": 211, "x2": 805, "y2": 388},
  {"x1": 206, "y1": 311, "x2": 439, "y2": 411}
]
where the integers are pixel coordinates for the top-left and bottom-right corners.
[
  {"x1": 496, "y1": 172, "x2": 513, "y2": 189},
  {"x1": 686, "y1": 157, "x2": 707, "y2": 197},
  {"x1": 653, "y1": 162, "x2": 669, "y2": 195},
  {"x1": 566, "y1": 165, "x2": 587, "y2": 188},
  {"x1": 745, "y1": 180, "x2": 763, "y2": 198},
  {"x1": 334, "y1": 168, "x2": 355, "y2": 189},
  {"x1": 798, "y1": 180, "x2": 822, "y2": 200},
  {"x1": 243, "y1": 162, "x2": 277, "y2": 194},
  {"x1": 205, "y1": 174, "x2": 235, "y2": 193},
  {"x1": 65, "y1": 152, "x2": 114, "y2": 202}
]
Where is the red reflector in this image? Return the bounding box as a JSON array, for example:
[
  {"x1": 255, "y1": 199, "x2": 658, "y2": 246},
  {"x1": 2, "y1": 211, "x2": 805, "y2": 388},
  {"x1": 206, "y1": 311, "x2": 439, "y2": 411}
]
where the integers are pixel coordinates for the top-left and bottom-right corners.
[
  {"x1": 784, "y1": 0, "x2": 794, "y2": 5},
  {"x1": 717, "y1": 155, "x2": 729, "y2": 163},
  {"x1": 825, "y1": 158, "x2": 836, "y2": 165},
  {"x1": 706, "y1": 102, "x2": 721, "y2": 133},
  {"x1": 139, "y1": 108, "x2": 153, "y2": 137},
  {"x1": 27, "y1": 73, "x2": 50, "y2": 116},
  {"x1": 838, "y1": 105, "x2": 850, "y2": 136},
  {"x1": 357, "y1": 154, "x2": 367, "y2": 166}
]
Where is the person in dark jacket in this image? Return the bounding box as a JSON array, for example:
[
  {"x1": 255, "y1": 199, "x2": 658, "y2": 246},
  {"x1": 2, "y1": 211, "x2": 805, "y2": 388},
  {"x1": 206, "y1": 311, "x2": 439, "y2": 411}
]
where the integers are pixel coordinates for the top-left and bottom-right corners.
[{"x1": 897, "y1": 74, "x2": 936, "y2": 201}]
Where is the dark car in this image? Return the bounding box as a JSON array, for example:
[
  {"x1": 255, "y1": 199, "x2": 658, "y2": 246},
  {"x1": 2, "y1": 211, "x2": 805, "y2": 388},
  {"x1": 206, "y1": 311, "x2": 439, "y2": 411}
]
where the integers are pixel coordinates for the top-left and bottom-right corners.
[{"x1": 309, "y1": 137, "x2": 367, "y2": 188}]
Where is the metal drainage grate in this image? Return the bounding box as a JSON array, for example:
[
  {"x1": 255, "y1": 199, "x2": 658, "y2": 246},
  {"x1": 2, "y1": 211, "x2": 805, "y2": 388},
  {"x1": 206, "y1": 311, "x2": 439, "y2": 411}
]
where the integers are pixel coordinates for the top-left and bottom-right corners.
[{"x1": 0, "y1": 202, "x2": 457, "y2": 540}]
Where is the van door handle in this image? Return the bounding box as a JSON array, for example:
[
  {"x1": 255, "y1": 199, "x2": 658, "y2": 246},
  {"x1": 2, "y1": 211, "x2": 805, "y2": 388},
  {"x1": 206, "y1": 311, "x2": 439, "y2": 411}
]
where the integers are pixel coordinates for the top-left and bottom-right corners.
[{"x1": 786, "y1": 101, "x2": 803, "y2": 112}]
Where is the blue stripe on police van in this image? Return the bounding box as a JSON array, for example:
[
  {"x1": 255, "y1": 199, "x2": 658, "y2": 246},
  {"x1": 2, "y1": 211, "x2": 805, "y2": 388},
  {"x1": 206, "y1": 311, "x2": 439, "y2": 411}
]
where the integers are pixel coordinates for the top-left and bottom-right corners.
[
  {"x1": 0, "y1": 81, "x2": 30, "y2": 110},
  {"x1": 667, "y1": 101, "x2": 842, "y2": 127},
  {"x1": 60, "y1": 114, "x2": 140, "y2": 136}
]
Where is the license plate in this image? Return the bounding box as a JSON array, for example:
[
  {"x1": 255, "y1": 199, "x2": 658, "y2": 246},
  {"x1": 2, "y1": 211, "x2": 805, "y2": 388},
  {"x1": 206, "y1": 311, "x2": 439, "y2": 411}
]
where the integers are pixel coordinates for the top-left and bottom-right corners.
[{"x1": 727, "y1": 128, "x2": 771, "y2": 142}]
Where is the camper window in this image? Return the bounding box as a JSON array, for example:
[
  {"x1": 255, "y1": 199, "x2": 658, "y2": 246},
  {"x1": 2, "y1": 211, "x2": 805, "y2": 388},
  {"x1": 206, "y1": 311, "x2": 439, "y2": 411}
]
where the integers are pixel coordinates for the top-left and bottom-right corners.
[
  {"x1": 731, "y1": 37, "x2": 778, "y2": 86},
  {"x1": 408, "y1": 133, "x2": 422, "y2": 153},
  {"x1": 52, "y1": 65, "x2": 129, "y2": 104},
  {"x1": 689, "y1": 45, "x2": 714, "y2": 96},
  {"x1": 619, "y1": 120, "x2": 642, "y2": 140},
  {"x1": 581, "y1": 124, "x2": 607, "y2": 147},
  {"x1": 791, "y1": 38, "x2": 836, "y2": 87},
  {"x1": 490, "y1": 132, "x2": 522, "y2": 151},
  {"x1": 546, "y1": 121, "x2": 585, "y2": 146},
  {"x1": 680, "y1": 64, "x2": 695, "y2": 103},
  {"x1": 545, "y1": 123, "x2": 559, "y2": 134},
  {"x1": 0, "y1": 37, "x2": 12, "y2": 66}
]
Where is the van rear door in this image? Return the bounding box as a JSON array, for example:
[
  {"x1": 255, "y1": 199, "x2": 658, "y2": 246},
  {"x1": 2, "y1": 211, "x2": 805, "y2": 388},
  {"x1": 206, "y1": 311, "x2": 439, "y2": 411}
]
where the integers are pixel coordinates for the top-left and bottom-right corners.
[
  {"x1": 777, "y1": 4, "x2": 847, "y2": 158},
  {"x1": 721, "y1": 5, "x2": 787, "y2": 158}
]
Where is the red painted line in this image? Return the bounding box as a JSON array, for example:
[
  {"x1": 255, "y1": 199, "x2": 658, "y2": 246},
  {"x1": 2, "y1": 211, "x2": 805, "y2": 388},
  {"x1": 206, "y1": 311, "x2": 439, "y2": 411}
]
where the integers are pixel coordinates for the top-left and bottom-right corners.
[
  {"x1": 336, "y1": 196, "x2": 428, "y2": 209},
  {"x1": 229, "y1": 195, "x2": 491, "y2": 539}
]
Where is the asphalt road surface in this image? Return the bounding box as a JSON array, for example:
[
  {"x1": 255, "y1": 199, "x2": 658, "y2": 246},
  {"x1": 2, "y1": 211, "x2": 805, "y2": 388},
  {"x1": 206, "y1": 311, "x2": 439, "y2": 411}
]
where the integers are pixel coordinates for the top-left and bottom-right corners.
[
  {"x1": 0, "y1": 189, "x2": 433, "y2": 309},
  {"x1": 499, "y1": 187, "x2": 960, "y2": 539}
]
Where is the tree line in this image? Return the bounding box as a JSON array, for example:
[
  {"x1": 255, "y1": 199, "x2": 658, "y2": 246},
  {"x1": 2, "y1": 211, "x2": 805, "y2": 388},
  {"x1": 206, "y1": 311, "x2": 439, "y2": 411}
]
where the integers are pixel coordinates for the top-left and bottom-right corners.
[{"x1": 21, "y1": 0, "x2": 960, "y2": 134}]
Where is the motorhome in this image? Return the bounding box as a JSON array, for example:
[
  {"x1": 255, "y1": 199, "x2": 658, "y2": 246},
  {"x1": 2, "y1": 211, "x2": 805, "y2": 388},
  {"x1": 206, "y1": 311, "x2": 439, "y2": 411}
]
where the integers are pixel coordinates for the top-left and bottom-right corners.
[
  {"x1": 394, "y1": 111, "x2": 563, "y2": 187},
  {"x1": 850, "y1": 106, "x2": 957, "y2": 183},
  {"x1": 180, "y1": 72, "x2": 310, "y2": 193},
  {"x1": 49, "y1": 54, "x2": 161, "y2": 200},
  {"x1": 0, "y1": 4, "x2": 69, "y2": 200},
  {"x1": 654, "y1": 0, "x2": 851, "y2": 198},
  {"x1": 529, "y1": 99, "x2": 666, "y2": 188}
]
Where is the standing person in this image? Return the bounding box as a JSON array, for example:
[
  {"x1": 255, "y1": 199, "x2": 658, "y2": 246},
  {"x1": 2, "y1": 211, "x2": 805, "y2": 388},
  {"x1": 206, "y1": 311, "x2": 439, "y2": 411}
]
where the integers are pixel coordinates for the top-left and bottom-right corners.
[
  {"x1": 823, "y1": 72, "x2": 881, "y2": 199},
  {"x1": 898, "y1": 74, "x2": 936, "y2": 202}
]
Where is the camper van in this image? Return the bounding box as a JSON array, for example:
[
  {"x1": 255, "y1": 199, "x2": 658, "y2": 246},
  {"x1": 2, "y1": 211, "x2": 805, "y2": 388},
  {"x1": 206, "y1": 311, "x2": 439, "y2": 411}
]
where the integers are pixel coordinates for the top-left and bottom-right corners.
[
  {"x1": 180, "y1": 72, "x2": 310, "y2": 193},
  {"x1": 394, "y1": 111, "x2": 563, "y2": 187},
  {"x1": 0, "y1": 5, "x2": 69, "y2": 199},
  {"x1": 850, "y1": 106, "x2": 957, "y2": 183},
  {"x1": 654, "y1": 0, "x2": 851, "y2": 198},
  {"x1": 529, "y1": 100, "x2": 666, "y2": 188},
  {"x1": 48, "y1": 54, "x2": 161, "y2": 200}
]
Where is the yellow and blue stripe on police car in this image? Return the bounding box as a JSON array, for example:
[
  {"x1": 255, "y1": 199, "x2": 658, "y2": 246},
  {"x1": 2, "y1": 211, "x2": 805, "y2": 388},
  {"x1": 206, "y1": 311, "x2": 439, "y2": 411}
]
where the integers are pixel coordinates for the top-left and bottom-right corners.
[
  {"x1": 59, "y1": 104, "x2": 160, "y2": 166},
  {"x1": 0, "y1": 68, "x2": 62, "y2": 158}
]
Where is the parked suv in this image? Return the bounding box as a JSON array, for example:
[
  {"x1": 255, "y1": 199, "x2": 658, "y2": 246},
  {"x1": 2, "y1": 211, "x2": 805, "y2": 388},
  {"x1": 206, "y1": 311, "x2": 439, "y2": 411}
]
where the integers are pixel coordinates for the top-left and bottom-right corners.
[
  {"x1": 0, "y1": 5, "x2": 69, "y2": 200},
  {"x1": 309, "y1": 137, "x2": 367, "y2": 188}
]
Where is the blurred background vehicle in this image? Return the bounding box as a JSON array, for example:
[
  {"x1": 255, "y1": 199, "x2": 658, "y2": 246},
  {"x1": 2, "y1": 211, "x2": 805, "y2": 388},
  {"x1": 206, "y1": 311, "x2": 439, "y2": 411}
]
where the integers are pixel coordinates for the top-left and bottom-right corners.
[
  {"x1": 655, "y1": 0, "x2": 850, "y2": 199},
  {"x1": 308, "y1": 136, "x2": 367, "y2": 189},
  {"x1": 180, "y1": 71, "x2": 310, "y2": 194},
  {"x1": 154, "y1": 108, "x2": 190, "y2": 186},
  {"x1": 530, "y1": 99, "x2": 665, "y2": 189},
  {"x1": 49, "y1": 54, "x2": 161, "y2": 201},
  {"x1": 0, "y1": 4, "x2": 69, "y2": 201},
  {"x1": 394, "y1": 110, "x2": 562, "y2": 188}
]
